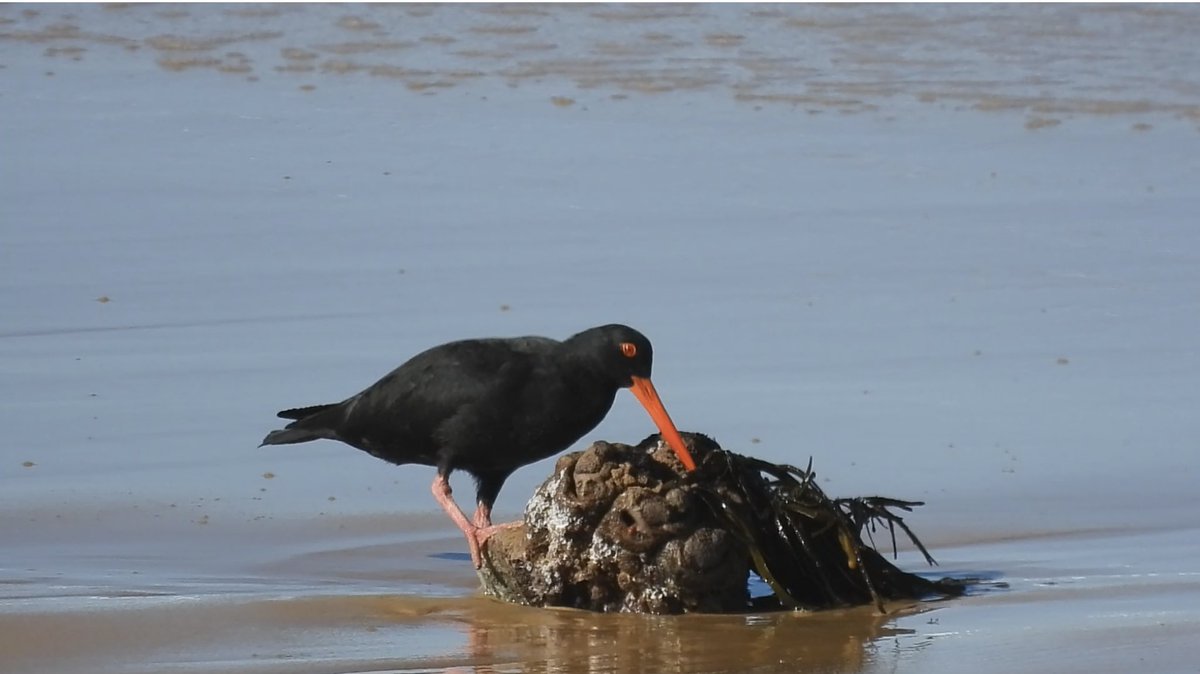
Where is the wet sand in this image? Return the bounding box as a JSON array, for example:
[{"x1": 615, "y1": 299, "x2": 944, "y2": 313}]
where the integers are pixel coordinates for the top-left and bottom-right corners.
[
  {"x1": 3, "y1": 506, "x2": 1198, "y2": 673},
  {"x1": 3, "y1": 4, "x2": 1199, "y2": 673},
  {"x1": 0, "y1": 591, "x2": 914, "y2": 674}
]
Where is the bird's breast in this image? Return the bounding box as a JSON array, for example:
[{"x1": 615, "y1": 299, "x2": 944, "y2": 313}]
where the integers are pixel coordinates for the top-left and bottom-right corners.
[{"x1": 517, "y1": 374, "x2": 616, "y2": 453}]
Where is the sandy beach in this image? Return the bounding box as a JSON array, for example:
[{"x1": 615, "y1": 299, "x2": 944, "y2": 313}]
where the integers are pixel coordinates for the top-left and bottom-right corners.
[{"x1": 3, "y1": 4, "x2": 1199, "y2": 673}]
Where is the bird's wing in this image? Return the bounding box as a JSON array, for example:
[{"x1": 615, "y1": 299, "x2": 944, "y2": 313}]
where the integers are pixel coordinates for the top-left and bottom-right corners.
[{"x1": 338, "y1": 337, "x2": 554, "y2": 449}]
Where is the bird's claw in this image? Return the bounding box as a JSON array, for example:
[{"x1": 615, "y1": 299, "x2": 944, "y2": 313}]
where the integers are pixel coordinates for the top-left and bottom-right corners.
[{"x1": 468, "y1": 521, "x2": 522, "y2": 569}]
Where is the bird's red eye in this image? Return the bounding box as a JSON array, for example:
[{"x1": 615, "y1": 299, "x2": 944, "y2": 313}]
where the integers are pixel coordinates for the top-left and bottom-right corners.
[{"x1": 620, "y1": 342, "x2": 637, "y2": 358}]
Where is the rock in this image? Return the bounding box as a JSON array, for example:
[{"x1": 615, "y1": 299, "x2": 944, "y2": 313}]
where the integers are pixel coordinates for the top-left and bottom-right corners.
[
  {"x1": 480, "y1": 435, "x2": 748, "y2": 613},
  {"x1": 478, "y1": 433, "x2": 961, "y2": 614}
]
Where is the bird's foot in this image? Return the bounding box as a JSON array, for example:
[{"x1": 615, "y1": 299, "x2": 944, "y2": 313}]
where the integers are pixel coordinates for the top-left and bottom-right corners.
[
  {"x1": 478, "y1": 520, "x2": 522, "y2": 542},
  {"x1": 468, "y1": 520, "x2": 522, "y2": 569}
]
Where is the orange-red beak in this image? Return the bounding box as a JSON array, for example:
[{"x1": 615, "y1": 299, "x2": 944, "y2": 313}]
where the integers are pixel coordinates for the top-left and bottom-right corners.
[{"x1": 628, "y1": 376, "x2": 697, "y2": 472}]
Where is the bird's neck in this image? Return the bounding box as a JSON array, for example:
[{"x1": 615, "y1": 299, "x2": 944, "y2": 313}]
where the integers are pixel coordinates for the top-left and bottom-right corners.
[{"x1": 555, "y1": 341, "x2": 621, "y2": 390}]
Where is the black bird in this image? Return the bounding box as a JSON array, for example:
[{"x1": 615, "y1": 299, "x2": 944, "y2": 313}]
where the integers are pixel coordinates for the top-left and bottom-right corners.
[{"x1": 261, "y1": 324, "x2": 697, "y2": 567}]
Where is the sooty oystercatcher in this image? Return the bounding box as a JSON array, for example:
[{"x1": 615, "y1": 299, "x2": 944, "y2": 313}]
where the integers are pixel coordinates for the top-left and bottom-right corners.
[{"x1": 261, "y1": 324, "x2": 697, "y2": 567}]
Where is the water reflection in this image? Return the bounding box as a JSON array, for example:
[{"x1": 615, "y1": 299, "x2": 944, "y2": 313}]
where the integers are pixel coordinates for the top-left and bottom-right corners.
[{"x1": 378, "y1": 595, "x2": 926, "y2": 674}]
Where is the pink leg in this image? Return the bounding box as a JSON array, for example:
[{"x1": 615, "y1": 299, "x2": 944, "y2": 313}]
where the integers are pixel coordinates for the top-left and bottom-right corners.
[
  {"x1": 472, "y1": 502, "x2": 493, "y2": 529},
  {"x1": 472, "y1": 501, "x2": 522, "y2": 543},
  {"x1": 431, "y1": 474, "x2": 484, "y2": 568}
]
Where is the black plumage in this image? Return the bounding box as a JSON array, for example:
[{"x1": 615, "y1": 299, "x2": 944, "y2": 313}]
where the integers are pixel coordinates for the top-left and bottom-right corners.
[{"x1": 261, "y1": 324, "x2": 696, "y2": 567}]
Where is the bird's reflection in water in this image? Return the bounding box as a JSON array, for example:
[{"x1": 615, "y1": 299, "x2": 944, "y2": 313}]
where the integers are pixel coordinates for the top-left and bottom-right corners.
[{"x1": 418, "y1": 596, "x2": 925, "y2": 674}]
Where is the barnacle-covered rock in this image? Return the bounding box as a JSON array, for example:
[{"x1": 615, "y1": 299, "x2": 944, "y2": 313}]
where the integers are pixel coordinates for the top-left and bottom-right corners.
[
  {"x1": 480, "y1": 435, "x2": 748, "y2": 613},
  {"x1": 478, "y1": 433, "x2": 962, "y2": 614}
]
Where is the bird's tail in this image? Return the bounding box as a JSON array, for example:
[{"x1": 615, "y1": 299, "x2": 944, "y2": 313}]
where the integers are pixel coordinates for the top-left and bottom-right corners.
[
  {"x1": 260, "y1": 403, "x2": 340, "y2": 446},
  {"x1": 260, "y1": 427, "x2": 325, "y2": 446},
  {"x1": 277, "y1": 403, "x2": 336, "y2": 420}
]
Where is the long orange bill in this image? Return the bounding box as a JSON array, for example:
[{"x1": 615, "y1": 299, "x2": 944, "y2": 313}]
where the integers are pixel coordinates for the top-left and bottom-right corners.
[{"x1": 628, "y1": 376, "x2": 698, "y2": 472}]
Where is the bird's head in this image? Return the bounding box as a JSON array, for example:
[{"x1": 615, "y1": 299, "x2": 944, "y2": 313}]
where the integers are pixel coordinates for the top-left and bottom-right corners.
[
  {"x1": 571, "y1": 324, "x2": 698, "y2": 472},
  {"x1": 586, "y1": 323, "x2": 655, "y2": 385}
]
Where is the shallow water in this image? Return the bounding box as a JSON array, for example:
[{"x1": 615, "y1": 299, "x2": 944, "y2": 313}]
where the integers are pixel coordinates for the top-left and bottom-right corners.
[
  {"x1": 3, "y1": 4, "x2": 1199, "y2": 673},
  {"x1": 3, "y1": 507, "x2": 1197, "y2": 673}
]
